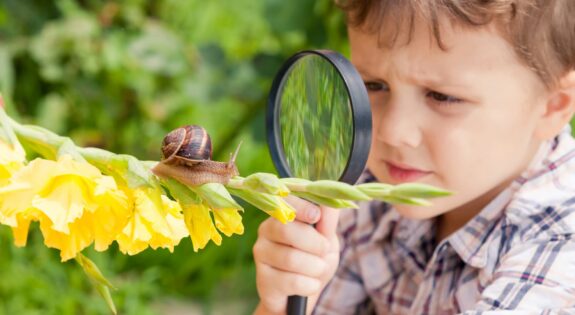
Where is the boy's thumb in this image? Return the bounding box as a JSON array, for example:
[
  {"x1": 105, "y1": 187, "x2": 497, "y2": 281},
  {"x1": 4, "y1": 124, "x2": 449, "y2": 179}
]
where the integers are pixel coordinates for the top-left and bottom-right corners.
[{"x1": 315, "y1": 206, "x2": 339, "y2": 237}]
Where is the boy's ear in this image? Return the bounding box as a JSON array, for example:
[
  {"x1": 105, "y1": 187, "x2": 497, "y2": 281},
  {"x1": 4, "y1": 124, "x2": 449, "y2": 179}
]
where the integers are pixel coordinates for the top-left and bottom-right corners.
[{"x1": 536, "y1": 70, "x2": 575, "y2": 140}]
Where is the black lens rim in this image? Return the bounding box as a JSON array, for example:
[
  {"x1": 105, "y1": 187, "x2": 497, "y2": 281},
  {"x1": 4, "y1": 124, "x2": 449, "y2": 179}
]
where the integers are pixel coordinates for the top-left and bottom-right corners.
[{"x1": 266, "y1": 50, "x2": 371, "y2": 184}]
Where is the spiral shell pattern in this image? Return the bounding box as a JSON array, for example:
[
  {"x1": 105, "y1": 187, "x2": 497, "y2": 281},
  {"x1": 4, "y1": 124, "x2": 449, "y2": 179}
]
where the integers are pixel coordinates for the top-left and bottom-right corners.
[{"x1": 161, "y1": 125, "x2": 212, "y2": 162}]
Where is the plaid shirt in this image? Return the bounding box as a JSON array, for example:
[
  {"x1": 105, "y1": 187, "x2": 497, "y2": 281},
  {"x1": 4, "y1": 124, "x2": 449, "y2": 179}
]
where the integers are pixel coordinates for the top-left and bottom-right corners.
[{"x1": 313, "y1": 127, "x2": 575, "y2": 315}]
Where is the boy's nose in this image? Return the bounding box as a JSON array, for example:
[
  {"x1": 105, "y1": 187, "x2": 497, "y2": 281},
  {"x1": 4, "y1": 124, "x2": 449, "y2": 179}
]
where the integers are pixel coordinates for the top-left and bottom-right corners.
[{"x1": 374, "y1": 100, "x2": 422, "y2": 148}]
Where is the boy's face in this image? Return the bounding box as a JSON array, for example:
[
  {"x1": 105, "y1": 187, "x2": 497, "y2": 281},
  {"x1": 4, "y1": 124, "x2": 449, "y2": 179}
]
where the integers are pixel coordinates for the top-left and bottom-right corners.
[{"x1": 350, "y1": 20, "x2": 549, "y2": 220}]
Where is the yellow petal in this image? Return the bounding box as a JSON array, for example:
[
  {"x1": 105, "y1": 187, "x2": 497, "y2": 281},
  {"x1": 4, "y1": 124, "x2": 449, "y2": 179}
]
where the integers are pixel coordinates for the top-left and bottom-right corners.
[
  {"x1": 212, "y1": 208, "x2": 244, "y2": 237},
  {"x1": 0, "y1": 182, "x2": 36, "y2": 227},
  {"x1": 116, "y1": 188, "x2": 187, "y2": 255},
  {"x1": 11, "y1": 215, "x2": 32, "y2": 247},
  {"x1": 39, "y1": 214, "x2": 94, "y2": 261},
  {"x1": 90, "y1": 189, "x2": 131, "y2": 252},
  {"x1": 265, "y1": 198, "x2": 296, "y2": 224},
  {"x1": 159, "y1": 195, "x2": 189, "y2": 244},
  {"x1": 33, "y1": 175, "x2": 90, "y2": 234},
  {"x1": 117, "y1": 209, "x2": 154, "y2": 255},
  {"x1": 182, "y1": 203, "x2": 221, "y2": 252},
  {"x1": 0, "y1": 159, "x2": 63, "y2": 226}
]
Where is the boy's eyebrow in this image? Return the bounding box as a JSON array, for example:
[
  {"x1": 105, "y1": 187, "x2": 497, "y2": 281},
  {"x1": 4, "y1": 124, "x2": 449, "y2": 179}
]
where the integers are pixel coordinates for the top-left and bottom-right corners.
[
  {"x1": 356, "y1": 66, "x2": 477, "y2": 94},
  {"x1": 355, "y1": 66, "x2": 378, "y2": 80},
  {"x1": 416, "y1": 76, "x2": 473, "y2": 92}
]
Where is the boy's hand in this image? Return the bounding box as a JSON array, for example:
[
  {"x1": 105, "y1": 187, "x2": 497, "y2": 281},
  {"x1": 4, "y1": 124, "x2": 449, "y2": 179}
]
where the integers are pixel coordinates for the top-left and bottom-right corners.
[{"x1": 253, "y1": 196, "x2": 340, "y2": 315}]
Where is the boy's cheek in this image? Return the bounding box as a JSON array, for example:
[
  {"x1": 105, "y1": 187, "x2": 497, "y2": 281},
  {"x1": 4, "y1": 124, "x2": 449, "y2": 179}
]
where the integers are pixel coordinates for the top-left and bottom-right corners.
[{"x1": 366, "y1": 155, "x2": 386, "y2": 180}]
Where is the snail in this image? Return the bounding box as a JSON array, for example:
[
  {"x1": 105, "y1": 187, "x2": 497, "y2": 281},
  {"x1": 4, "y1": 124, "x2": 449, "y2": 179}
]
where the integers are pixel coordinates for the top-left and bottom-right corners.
[{"x1": 151, "y1": 125, "x2": 240, "y2": 186}]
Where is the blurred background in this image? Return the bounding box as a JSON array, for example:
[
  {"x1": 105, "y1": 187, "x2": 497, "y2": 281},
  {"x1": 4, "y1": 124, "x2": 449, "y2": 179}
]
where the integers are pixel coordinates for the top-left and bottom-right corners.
[{"x1": 0, "y1": 0, "x2": 347, "y2": 314}]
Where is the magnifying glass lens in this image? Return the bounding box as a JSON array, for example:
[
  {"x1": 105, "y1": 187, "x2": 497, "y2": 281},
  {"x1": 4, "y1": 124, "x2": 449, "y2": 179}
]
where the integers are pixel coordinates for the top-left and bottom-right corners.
[{"x1": 277, "y1": 54, "x2": 353, "y2": 180}]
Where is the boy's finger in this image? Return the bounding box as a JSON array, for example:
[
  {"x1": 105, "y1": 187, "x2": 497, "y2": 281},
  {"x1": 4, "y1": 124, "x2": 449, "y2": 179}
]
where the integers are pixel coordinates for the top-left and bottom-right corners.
[
  {"x1": 259, "y1": 218, "x2": 328, "y2": 256},
  {"x1": 257, "y1": 262, "x2": 322, "y2": 297},
  {"x1": 254, "y1": 238, "x2": 327, "y2": 278},
  {"x1": 284, "y1": 195, "x2": 321, "y2": 224},
  {"x1": 315, "y1": 206, "x2": 340, "y2": 237}
]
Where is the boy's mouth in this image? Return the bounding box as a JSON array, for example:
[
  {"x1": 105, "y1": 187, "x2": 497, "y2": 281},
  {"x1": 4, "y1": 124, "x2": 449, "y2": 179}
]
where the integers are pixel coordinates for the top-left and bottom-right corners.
[{"x1": 384, "y1": 160, "x2": 432, "y2": 183}]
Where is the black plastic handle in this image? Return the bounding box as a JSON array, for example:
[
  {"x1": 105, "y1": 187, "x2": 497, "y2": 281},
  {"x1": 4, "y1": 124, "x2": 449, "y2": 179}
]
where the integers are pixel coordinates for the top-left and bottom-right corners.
[{"x1": 287, "y1": 295, "x2": 307, "y2": 315}]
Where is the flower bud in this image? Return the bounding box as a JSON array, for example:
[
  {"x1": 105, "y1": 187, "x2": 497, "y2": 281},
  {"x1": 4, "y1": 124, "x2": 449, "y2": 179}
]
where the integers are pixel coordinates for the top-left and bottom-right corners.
[
  {"x1": 75, "y1": 253, "x2": 116, "y2": 289},
  {"x1": 391, "y1": 183, "x2": 451, "y2": 199},
  {"x1": 306, "y1": 180, "x2": 371, "y2": 201},
  {"x1": 280, "y1": 177, "x2": 312, "y2": 190},
  {"x1": 75, "y1": 253, "x2": 117, "y2": 314},
  {"x1": 357, "y1": 183, "x2": 393, "y2": 198},
  {"x1": 378, "y1": 195, "x2": 431, "y2": 206},
  {"x1": 242, "y1": 173, "x2": 290, "y2": 196},
  {"x1": 292, "y1": 191, "x2": 358, "y2": 209},
  {"x1": 212, "y1": 208, "x2": 244, "y2": 237},
  {"x1": 228, "y1": 188, "x2": 295, "y2": 224}
]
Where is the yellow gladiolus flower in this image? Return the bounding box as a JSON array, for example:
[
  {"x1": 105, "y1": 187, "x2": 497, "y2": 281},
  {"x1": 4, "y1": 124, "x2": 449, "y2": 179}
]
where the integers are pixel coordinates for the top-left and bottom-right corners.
[
  {"x1": 0, "y1": 155, "x2": 130, "y2": 261},
  {"x1": 115, "y1": 187, "x2": 188, "y2": 255},
  {"x1": 212, "y1": 208, "x2": 244, "y2": 237},
  {"x1": 267, "y1": 198, "x2": 297, "y2": 224},
  {"x1": 182, "y1": 203, "x2": 222, "y2": 252}
]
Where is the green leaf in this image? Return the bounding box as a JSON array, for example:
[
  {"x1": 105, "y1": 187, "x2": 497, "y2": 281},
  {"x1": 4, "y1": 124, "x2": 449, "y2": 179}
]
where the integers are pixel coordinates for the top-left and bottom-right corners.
[{"x1": 0, "y1": 106, "x2": 24, "y2": 155}]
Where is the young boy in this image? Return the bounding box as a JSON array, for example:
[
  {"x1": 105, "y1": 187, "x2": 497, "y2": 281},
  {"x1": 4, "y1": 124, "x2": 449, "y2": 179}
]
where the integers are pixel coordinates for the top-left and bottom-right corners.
[{"x1": 253, "y1": 1, "x2": 575, "y2": 314}]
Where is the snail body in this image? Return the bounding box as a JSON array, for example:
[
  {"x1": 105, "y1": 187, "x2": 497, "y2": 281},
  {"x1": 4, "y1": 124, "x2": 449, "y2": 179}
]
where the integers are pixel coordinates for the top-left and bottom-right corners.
[{"x1": 152, "y1": 125, "x2": 240, "y2": 186}]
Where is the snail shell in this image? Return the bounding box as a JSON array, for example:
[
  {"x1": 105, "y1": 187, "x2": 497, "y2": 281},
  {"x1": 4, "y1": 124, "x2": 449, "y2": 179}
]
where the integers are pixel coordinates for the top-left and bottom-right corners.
[
  {"x1": 153, "y1": 124, "x2": 241, "y2": 186},
  {"x1": 162, "y1": 125, "x2": 212, "y2": 165}
]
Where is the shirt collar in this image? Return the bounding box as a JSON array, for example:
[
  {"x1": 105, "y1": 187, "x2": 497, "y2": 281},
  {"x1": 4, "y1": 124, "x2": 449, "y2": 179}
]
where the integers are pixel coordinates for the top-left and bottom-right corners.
[{"x1": 447, "y1": 187, "x2": 513, "y2": 268}]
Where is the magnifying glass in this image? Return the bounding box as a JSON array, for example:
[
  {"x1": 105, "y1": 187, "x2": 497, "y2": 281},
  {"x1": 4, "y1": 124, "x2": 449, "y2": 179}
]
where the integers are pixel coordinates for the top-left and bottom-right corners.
[{"x1": 266, "y1": 50, "x2": 372, "y2": 315}]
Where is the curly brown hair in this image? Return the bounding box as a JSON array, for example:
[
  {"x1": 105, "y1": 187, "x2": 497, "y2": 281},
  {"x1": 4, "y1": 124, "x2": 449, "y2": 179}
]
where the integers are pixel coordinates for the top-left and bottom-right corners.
[{"x1": 337, "y1": 0, "x2": 575, "y2": 88}]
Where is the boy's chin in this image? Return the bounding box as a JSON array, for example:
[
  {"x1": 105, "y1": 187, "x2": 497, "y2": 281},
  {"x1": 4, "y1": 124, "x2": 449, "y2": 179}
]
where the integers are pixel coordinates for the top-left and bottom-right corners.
[{"x1": 393, "y1": 203, "x2": 446, "y2": 220}]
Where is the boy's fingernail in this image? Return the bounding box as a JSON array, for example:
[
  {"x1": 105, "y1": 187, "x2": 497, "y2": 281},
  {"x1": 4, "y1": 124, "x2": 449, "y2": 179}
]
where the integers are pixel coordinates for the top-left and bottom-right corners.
[{"x1": 308, "y1": 208, "x2": 320, "y2": 222}]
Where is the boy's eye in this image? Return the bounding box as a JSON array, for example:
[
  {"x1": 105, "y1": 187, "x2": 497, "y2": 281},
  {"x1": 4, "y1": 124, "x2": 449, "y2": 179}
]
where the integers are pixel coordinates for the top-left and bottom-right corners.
[
  {"x1": 426, "y1": 91, "x2": 463, "y2": 105},
  {"x1": 364, "y1": 81, "x2": 389, "y2": 92}
]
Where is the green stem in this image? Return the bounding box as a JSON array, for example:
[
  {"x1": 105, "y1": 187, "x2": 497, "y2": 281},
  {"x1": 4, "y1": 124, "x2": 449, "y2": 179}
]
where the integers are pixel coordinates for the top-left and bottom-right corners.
[
  {"x1": 0, "y1": 107, "x2": 25, "y2": 155},
  {"x1": 4, "y1": 112, "x2": 67, "y2": 159}
]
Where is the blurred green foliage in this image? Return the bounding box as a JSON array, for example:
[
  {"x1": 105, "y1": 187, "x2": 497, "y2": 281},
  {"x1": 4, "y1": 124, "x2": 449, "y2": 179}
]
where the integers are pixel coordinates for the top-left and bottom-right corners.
[{"x1": 0, "y1": 0, "x2": 347, "y2": 314}]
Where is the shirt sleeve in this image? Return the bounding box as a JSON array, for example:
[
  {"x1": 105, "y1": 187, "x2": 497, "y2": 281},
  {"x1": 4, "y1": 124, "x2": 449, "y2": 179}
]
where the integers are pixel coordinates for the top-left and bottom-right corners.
[
  {"x1": 460, "y1": 234, "x2": 575, "y2": 314},
  {"x1": 312, "y1": 208, "x2": 371, "y2": 315}
]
